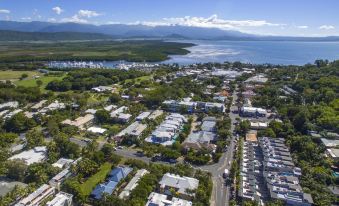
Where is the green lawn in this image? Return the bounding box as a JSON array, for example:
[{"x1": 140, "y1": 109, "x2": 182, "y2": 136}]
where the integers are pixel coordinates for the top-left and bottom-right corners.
[
  {"x1": 121, "y1": 75, "x2": 152, "y2": 85},
  {"x1": 80, "y1": 162, "x2": 113, "y2": 196},
  {"x1": 0, "y1": 70, "x2": 40, "y2": 80},
  {"x1": 15, "y1": 74, "x2": 66, "y2": 91}
]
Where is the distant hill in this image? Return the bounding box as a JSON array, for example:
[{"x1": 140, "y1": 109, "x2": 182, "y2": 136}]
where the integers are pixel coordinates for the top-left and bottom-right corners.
[
  {"x1": 0, "y1": 30, "x2": 113, "y2": 41},
  {"x1": 0, "y1": 21, "x2": 338, "y2": 41}
]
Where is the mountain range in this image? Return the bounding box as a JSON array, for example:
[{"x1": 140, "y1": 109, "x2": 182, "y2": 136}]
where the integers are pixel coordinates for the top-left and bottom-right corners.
[{"x1": 0, "y1": 20, "x2": 339, "y2": 41}]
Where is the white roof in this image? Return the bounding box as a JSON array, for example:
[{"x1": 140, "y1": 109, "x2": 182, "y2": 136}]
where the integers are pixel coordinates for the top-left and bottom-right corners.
[
  {"x1": 9, "y1": 146, "x2": 47, "y2": 165},
  {"x1": 159, "y1": 173, "x2": 199, "y2": 195},
  {"x1": 85, "y1": 109, "x2": 97, "y2": 114},
  {"x1": 146, "y1": 192, "x2": 192, "y2": 206},
  {"x1": 119, "y1": 169, "x2": 149, "y2": 199},
  {"x1": 0, "y1": 101, "x2": 19, "y2": 110},
  {"x1": 87, "y1": 126, "x2": 107, "y2": 134},
  {"x1": 52, "y1": 158, "x2": 74, "y2": 169},
  {"x1": 46, "y1": 192, "x2": 73, "y2": 206},
  {"x1": 136, "y1": 111, "x2": 151, "y2": 120}
]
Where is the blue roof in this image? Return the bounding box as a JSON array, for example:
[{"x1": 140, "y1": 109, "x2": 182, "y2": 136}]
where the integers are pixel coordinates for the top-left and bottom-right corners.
[
  {"x1": 108, "y1": 166, "x2": 132, "y2": 182},
  {"x1": 90, "y1": 166, "x2": 132, "y2": 199}
]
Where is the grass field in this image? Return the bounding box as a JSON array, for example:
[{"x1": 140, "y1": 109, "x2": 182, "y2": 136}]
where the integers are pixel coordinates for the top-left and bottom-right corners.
[
  {"x1": 0, "y1": 70, "x2": 40, "y2": 80},
  {"x1": 15, "y1": 74, "x2": 66, "y2": 91},
  {"x1": 122, "y1": 75, "x2": 153, "y2": 84},
  {"x1": 80, "y1": 162, "x2": 113, "y2": 196}
]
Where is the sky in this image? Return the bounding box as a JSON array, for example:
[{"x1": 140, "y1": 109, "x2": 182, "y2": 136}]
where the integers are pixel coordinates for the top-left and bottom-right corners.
[{"x1": 0, "y1": 0, "x2": 338, "y2": 36}]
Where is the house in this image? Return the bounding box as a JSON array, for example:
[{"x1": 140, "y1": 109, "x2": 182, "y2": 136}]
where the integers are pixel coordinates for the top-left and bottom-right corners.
[
  {"x1": 39, "y1": 101, "x2": 65, "y2": 114},
  {"x1": 245, "y1": 74, "x2": 268, "y2": 84},
  {"x1": 250, "y1": 121, "x2": 268, "y2": 130},
  {"x1": 146, "y1": 192, "x2": 192, "y2": 206},
  {"x1": 91, "y1": 166, "x2": 132, "y2": 200},
  {"x1": 31, "y1": 100, "x2": 47, "y2": 111},
  {"x1": 321, "y1": 138, "x2": 339, "y2": 148},
  {"x1": 136, "y1": 111, "x2": 151, "y2": 121},
  {"x1": 91, "y1": 86, "x2": 115, "y2": 93},
  {"x1": 0, "y1": 101, "x2": 19, "y2": 110},
  {"x1": 198, "y1": 102, "x2": 225, "y2": 113},
  {"x1": 87, "y1": 126, "x2": 107, "y2": 135},
  {"x1": 116, "y1": 121, "x2": 147, "y2": 139},
  {"x1": 119, "y1": 169, "x2": 149, "y2": 199},
  {"x1": 182, "y1": 117, "x2": 217, "y2": 151},
  {"x1": 149, "y1": 110, "x2": 164, "y2": 120},
  {"x1": 201, "y1": 117, "x2": 217, "y2": 132},
  {"x1": 3, "y1": 109, "x2": 23, "y2": 120},
  {"x1": 52, "y1": 158, "x2": 74, "y2": 169},
  {"x1": 145, "y1": 114, "x2": 185, "y2": 146},
  {"x1": 85, "y1": 109, "x2": 97, "y2": 114},
  {"x1": 104, "y1": 104, "x2": 117, "y2": 112},
  {"x1": 240, "y1": 106, "x2": 267, "y2": 117},
  {"x1": 46, "y1": 192, "x2": 73, "y2": 206},
  {"x1": 159, "y1": 173, "x2": 199, "y2": 200},
  {"x1": 8, "y1": 146, "x2": 47, "y2": 165},
  {"x1": 110, "y1": 106, "x2": 132, "y2": 123},
  {"x1": 61, "y1": 114, "x2": 94, "y2": 130},
  {"x1": 15, "y1": 184, "x2": 55, "y2": 206},
  {"x1": 326, "y1": 148, "x2": 339, "y2": 161},
  {"x1": 49, "y1": 169, "x2": 72, "y2": 191}
]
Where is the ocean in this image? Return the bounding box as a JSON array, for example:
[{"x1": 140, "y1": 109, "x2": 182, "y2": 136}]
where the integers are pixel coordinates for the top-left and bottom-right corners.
[{"x1": 162, "y1": 40, "x2": 339, "y2": 65}]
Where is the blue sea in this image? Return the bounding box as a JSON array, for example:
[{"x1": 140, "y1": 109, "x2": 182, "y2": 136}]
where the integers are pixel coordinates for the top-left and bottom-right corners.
[{"x1": 163, "y1": 40, "x2": 339, "y2": 65}]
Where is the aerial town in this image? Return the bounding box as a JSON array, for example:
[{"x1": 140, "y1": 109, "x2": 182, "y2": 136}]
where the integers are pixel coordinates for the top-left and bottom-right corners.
[
  {"x1": 0, "y1": 59, "x2": 338, "y2": 206},
  {"x1": 0, "y1": 1, "x2": 339, "y2": 206}
]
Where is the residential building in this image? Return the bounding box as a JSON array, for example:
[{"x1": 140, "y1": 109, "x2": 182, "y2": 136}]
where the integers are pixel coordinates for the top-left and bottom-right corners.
[
  {"x1": 245, "y1": 74, "x2": 268, "y2": 84},
  {"x1": 116, "y1": 121, "x2": 147, "y2": 139},
  {"x1": 52, "y1": 158, "x2": 74, "y2": 169},
  {"x1": 326, "y1": 148, "x2": 339, "y2": 161},
  {"x1": 4, "y1": 109, "x2": 23, "y2": 120},
  {"x1": 0, "y1": 101, "x2": 19, "y2": 110},
  {"x1": 119, "y1": 169, "x2": 149, "y2": 199},
  {"x1": 159, "y1": 173, "x2": 199, "y2": 200},
  {"x1": 49, "y1": 169, "x2": 72, "y2": 190},
  {"x1": 136, "y1": 111, "x2": 151, "y2": 121},
  {"x1": 145, "y1": 113, "x2": 185, "y2": 146},
  {"x1": 146, "y1": 192, "x2": 192, "y2": 206},
  {"x1": 91, "y1": 166, "x2": 132, "y2": 200},
  {"x1": 321, "y1": 138, "x2": 339, "y2": 148},
  {"x1": 31, "y1": 100, "x2": 47, "y2": 111},
  {"x1": 39, "y1": 101, "x2": 65, "y2": 114},
  {"x1": 8, "y1": 146, "x2": 47, "y2": 165},
  {"x1": 87, "y1": 126, "x2": 107, "y2": 135},
  {"x1": 250, "y1": 122, "x2": 268, "y2": 130},
  {"x1": 61, "y1": 114, "x2": 94, "y2": 130},
  {"x1": 15, "y1": 184, "x2": 55, "y2": 206},
  {"x1": 240, "y1": 106, "x2": 267, "y2": 117},
  {"x1": 182, "y1": 117, "x2": 217, "y2": 151},
  {"x1": 149, "y1": 110, "x2": 164, "y2": 120},
  {"x1": 46, "y1": 192, "x2": 73, "y2": 206},
  {"x1": 110, "y1": 106, "x2": 132, "y2": 123},
  {"x1": 91, "y1": 86, "x2": 115, "y2": 93}
]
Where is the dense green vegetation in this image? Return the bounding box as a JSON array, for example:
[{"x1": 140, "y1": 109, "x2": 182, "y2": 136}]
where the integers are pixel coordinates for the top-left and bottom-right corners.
[
  {"x1": 0, "y1": 30, "x2": 113, "y2": 41},
  {"x1": 0, "y1": 40, "x2": 193, "y2": 63}
]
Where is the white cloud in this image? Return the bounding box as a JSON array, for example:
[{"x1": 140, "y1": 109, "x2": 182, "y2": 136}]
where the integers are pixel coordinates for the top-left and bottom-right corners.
[
  {"x1": 135, "y1": 14, "x2": 283, "y2": 31},
  {"x1": 0, "y1": 9, "x2": 10, "y2": 14},
  {"x1": 62, "y1": 15, "x2": 88, "y2": 24},
  {"x1": 61, "y1": 9, "x2": 101, "y2": 24},
  {"x1": 78, "y1": 10, "x2": 101, "y2": 18},
  {"x1": 21, "y1": 17, "x2": 32, "y2": 21},
  {"x1": 319, "y1": 25, "x2": 335, "y2": 30},
  {"x1": 297, "y1": 25, "x2": 308, "y2": 29},
  {"x1": 47, "y1": 18, "x2": 57, "y2": 22},
  {"x1": 52, "y1": 6, "x2": 64, "y2": 15}
]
